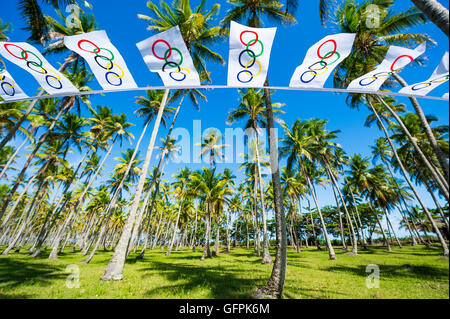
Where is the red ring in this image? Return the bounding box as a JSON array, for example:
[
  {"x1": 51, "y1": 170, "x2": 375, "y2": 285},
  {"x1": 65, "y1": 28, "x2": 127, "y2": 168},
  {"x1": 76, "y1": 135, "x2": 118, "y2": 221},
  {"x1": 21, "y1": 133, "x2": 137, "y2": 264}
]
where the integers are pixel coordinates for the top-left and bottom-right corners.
[
  {"x1": 390, "y1": 55, "x2": 414, "y2": 72},
  {"x1": 240, "y1": 31, "x2": 258, "y2": 47},
  {"x1": 152, "y1": 39, "x2": 171, "y2": 60},
  {"x1": 4, "y1": 43, "x2": 28, "y2": 60},
  {"x1": 317, "y1": 39, "x2": 337, "y2": 59},
  {"x1": 78, "y1": 39, "x2": 100, "y2": 54}
]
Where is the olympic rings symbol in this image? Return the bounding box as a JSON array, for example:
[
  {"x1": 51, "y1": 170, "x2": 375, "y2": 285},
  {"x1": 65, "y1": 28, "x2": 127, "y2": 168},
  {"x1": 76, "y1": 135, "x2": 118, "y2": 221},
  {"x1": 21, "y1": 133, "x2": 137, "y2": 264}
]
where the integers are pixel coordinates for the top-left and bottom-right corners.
[
  {"x1": 3, "y1": 43, "x2": 63, "y2": 90},
  {"x1": 411, "y1": 74, "x2": 449, "y2": 91},
  {"x1": 237, "y1": 31, "x2": 265, "y2": 83},
  {"x1": 77, "y1": 39, "x2": 124, "y2": 86},
  {"x1": 0, "y1": 73, "x2": 16, "y2": 97},
  {"x1": 300, "y1": 39, "x2": 341, "y2": 84},
  {"x1": 152, "y1": 39, "x2": 189, "y2": 82},
  {"x1": 359, "y1": 54, "x2": 414, "y2": 86}
]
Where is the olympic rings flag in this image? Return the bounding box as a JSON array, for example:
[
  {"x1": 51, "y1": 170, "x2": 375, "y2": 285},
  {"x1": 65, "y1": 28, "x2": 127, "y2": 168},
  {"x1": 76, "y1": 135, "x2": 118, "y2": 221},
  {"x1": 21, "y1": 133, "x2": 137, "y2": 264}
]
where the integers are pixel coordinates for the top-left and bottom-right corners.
[
  {"x1": 0, "y1": 42, "x2": 79, "y2": 95},
  {"x1": 0, "y1": 66, "x2": 29, "y2": 101},
  {"x1": 227, "y1": 21, "x2": 276, "y2": 87},
  {"x1": 399, "y1": 52, "x2": 449, "y2": 97},
  {"x1": 64, "y1": 31, "x2": 137, "y2": 91},
  {"x1": 136, "y1": 26, "x2": 200, "y2": 87},
  {"x1": 289, "y1": 33, "x2": 355, "y2": 88},
  {"x1": 347, "y1": 43, "x2": 426, "y2": 92}
]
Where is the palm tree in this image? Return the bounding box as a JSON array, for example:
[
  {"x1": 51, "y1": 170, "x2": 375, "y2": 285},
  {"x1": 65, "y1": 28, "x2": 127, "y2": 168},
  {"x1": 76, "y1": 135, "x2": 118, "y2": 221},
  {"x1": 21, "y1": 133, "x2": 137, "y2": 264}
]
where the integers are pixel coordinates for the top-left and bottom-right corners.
[
  {"x1": 191, "y1": 168, "x2": 228, "y2": 260},
  {"x1": 221, "y1": 0, "x2": 295, "y2": 299},
  {"x1": 0, "y1": 5, "x2": 96, "y2": 150},
  {"x1": 227, "y1": 88, "x2": 284, "y2": 263},
  {"x1": 280, "y1": 119, "x2": 338, "y2": 259},
  {"x1": 198, "y1": 129, "x2": 229, "y2": 168},
  {"x1": 333, "y1": 0, "x2": 449, "y2": 184},
  {"x1": 166, "y1": 167, "x2": 191, "y2": 257}
]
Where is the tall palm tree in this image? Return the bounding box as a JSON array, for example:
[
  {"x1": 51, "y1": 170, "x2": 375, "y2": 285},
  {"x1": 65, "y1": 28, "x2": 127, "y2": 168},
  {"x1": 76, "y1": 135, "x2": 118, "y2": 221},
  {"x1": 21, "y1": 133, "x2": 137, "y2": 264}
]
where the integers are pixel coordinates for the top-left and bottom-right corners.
[
  {"x1": 221, "y1": 0, "x2": 295, "y2": 299},
  {"x1": 280, "y1": 119, "x2": 338, "y2": 259},
  {"x1": 227, "y1": 88, "x2": 284, "y2": 263},
  {"x1": 102, "y1": 0, "x2": 225, "y2": 281}
]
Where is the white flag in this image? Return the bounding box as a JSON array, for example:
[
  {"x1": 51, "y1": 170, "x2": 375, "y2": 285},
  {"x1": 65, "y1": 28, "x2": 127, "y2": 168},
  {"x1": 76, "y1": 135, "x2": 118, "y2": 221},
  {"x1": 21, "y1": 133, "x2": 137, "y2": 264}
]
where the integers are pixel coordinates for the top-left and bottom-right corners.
[
  {"x1": 443, "y1": 92, "x2": 449, "y2": 100},
  {"x1": 0, "y1": 67, "x2": 29, "y2": 101},
  {"x1": 136, "y1": 26, "x2": 200, "y2": 87},
  {"x1": 0, "y1": 42, "x2": 79, "y2": 95},
  {"x1": 347, "y1": 43, "x2": 426, "y2": 92},
  {"x1": 64, "y1": 30, "x2": 137, "y2": 90},
  {"x1": 227, "y1": 21, "x2": 276, "y2": 87},
  {"x1": 289, "y1": 33, "x2": 356, "y2": 88},
  {"x1": 399, "y1": 52, "x2": 449, "y2": 97}
]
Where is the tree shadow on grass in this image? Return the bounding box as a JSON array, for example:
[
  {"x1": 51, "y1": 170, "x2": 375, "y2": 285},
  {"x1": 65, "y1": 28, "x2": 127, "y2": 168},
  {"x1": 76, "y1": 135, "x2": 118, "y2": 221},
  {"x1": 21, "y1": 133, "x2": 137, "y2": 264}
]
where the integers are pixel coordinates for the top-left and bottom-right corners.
[
  {"x1": 0, "y1": 257, "x2": 66, "y2": 297},
  {"x1": 323, "y1": 264, "x2": 449, "y2": 281},
  {"x1": 139, "y1": 260, "x2": 262, "y2": 298}
]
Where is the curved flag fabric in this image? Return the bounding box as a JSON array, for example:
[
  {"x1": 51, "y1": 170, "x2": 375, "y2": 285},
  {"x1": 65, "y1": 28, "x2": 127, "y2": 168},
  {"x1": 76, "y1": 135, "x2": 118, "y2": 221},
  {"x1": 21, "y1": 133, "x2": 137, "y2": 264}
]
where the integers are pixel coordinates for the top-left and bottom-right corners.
[
  {"x1": 136, "y1": 26, "x2": 200, "y2": 87},
  {"x1": 399, "y1": 52, "x2": 449, "y2": 97},
  {"x1": 0, "y1": 67, "x2": 29, "y2": 101},
  {"x1": 64, "y1": 30, "x2": 137, "y2": 90},
  {"x1": 289, "y1": 33, "x2": 356, "y2": 88},
  {"x1": 347, "y1": 43, "x2": 426, "y2": 92},
  {"x1": 227, "y1": 21, "x2": 276, "y2": 87},
  {"x1": 0, "y1": 42, "x2": 79, "y2": 95}
]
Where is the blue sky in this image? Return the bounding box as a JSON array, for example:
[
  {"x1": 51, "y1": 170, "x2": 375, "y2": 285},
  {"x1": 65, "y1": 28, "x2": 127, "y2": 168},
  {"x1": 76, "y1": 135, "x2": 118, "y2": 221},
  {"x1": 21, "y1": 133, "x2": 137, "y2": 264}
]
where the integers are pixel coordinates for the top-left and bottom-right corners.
[{"x1": 1, "y1": 0, "x2": 449, "y2": 236}]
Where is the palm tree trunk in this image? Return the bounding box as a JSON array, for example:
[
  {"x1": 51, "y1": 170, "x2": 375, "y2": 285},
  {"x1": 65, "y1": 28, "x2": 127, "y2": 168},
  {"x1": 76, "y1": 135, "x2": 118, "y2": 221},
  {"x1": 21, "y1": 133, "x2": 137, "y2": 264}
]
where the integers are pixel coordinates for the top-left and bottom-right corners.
[
  {"x1": 166, "y1": 194, "x2": 184, "y2": 257},
  {"x1": 256, "y1": 81, "x2": 287, "y2": 299},
  {"x1": 325, "y1": 161, "x2": 358, "y2": 255},
  {"x1": 385, "y1": 210, "x2": 402, "y2": 248},
  {"x1": 368, "y1": 99, "x2": 449, "y2": 256},
  {"x1": 332, "y1": 185, "x2": 347, "y2": 251},
  {"x1": 201, "y1": 209, "x2": 212, "y2": 261},
  {"x1": 101, "y1": 89, "x2": 170, "y2": 281},
  {"x1": 0, "y1": 125, "x2": 37, "y2": 180},
  {"x1": 253, "y1": 128, "x2": 273, "y2": 264},
  {"x1": 389, "y1": 75, "x2": 450, "y2": 181},
  {"x1": 370, "y1": 203, "x2": 392, "y2": 251},
  {"x1": 375, "y1": 96, "x2": 449, "y2": 199},
  {"x1": 410, "y1": 0, "x2": 449, "y2": 36}
]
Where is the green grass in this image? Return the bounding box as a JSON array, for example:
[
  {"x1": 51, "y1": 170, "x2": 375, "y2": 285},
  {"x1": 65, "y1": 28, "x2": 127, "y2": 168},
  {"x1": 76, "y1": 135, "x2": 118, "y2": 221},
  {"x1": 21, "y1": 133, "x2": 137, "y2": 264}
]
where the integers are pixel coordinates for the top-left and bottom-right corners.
[{"x1": 0, "y1": 244, "x2": 448, "y2": 299}]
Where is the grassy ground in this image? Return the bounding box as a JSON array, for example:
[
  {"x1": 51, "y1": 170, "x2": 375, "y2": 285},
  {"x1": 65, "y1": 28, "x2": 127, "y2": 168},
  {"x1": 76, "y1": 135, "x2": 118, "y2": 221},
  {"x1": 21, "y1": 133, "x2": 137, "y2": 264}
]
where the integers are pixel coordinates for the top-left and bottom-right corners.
[{"x1": 0, "y1": 244, "x2": 448, "y2": 299}]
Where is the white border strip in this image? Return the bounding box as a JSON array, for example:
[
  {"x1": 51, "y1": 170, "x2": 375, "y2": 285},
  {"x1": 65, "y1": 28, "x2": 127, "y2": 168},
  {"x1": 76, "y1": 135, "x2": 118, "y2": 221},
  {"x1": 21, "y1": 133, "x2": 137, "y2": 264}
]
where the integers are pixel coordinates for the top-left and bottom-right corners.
[{"x1": 0, "y1": 85, "x2": 448, "y2": 104}]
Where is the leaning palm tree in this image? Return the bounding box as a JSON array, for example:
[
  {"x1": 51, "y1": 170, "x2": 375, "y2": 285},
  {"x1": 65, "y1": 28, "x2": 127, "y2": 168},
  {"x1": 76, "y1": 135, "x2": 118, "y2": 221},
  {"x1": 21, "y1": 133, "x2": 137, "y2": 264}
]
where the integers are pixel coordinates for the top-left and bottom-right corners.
[
  {"x1": 101, "y1": 0, "x2": 225, "y2": 281},
  {"x1": 410, "y1": 0, "x2": 449, "y2": 37},
  {"x1": 0, "y1": 5, "x2": 97, "y2": 150},
  {"x1": 333, "y1": 0, "x2": 449, "y2": 183}
]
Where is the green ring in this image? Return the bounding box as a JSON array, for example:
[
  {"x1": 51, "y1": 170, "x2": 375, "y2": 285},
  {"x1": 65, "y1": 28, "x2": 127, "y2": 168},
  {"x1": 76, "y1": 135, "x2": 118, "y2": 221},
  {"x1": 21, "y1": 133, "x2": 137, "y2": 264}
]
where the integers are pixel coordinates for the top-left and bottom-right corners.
[
  {"x1": 22, "y1": 50, "x2": 43, "y2": 68},
  {"x1": 320, "y1": 51, "x2": 341, "y2": 66},
  {"x1": 246, "y1": 39, "x2": 264, "y2": 58},
  {"x1": 94, "y1": 47, "x2": 115, "y2": 62},
  {"x1": 164, "y1": 47, "x2": 183, "y2": 68}
]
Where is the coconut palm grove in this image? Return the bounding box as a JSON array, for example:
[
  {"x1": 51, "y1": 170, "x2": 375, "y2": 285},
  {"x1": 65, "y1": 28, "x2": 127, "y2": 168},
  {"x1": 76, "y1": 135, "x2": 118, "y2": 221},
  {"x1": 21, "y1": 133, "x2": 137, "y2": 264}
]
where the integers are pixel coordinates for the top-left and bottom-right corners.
[{"x1": 0, "y1": 0, "x2": 448, "y2": 300}]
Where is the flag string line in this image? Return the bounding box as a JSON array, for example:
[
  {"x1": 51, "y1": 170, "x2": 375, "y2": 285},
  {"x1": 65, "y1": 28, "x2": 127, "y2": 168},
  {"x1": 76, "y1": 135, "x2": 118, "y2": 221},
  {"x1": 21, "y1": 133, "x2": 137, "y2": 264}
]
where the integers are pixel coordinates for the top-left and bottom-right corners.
[{"x1": 0, "y1": 85, "x2": 448, "y2": 104}]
